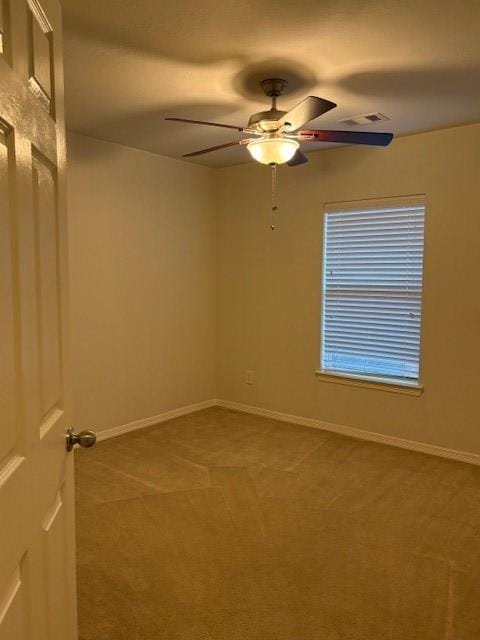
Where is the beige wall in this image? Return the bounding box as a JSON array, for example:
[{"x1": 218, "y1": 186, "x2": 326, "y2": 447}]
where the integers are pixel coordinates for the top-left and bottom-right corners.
[
  {"x1": 68, "y1": 124, "x2": 480, "y2": 455},
  {"x1": 216, "y1": 123, "x2": 480, "y2": 455},
  {"x1": 67, "y1": 132, "x2": 216, "y2": 431}
]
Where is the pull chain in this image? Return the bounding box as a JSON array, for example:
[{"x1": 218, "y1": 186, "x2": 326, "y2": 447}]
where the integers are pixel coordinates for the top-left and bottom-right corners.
[{"x1": 270, "y1": 163, "x2": 278, "y2": 230}]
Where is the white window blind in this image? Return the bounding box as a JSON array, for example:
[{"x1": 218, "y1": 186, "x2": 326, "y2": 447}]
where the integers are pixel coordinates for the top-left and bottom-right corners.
[{"x1": 321, "y1": 200, "x2": 425, "y2": 382}]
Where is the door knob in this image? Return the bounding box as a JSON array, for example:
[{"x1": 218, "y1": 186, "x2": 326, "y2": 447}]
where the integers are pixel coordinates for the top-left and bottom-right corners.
[{"x1": 66, "y1": 427, "x2": 97, "y2": 452}]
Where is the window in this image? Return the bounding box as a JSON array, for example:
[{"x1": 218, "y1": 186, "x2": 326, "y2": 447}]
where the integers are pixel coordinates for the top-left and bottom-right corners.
[{"x1": 320, "y1": 197, "x2": 425, "y2": 387}]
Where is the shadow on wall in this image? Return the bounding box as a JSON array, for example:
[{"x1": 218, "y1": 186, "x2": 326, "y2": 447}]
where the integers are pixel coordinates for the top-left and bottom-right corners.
[{"x1": 66, "y1": 131, "x2": 119, "y2": 163}]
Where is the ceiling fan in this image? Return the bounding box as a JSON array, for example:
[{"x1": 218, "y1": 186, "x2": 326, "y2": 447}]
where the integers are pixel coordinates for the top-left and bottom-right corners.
[{"x1": 165, "y1": 78, "x2": 393, "y2": 166}]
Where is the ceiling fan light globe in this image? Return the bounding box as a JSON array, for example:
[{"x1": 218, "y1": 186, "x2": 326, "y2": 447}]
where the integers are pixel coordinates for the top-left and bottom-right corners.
[{"x1": 247, "y1": 138, "x2": 299, "y2": 165}]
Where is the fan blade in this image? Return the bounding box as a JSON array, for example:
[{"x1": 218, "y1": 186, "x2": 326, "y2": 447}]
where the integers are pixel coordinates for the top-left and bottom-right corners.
[
  {"x1": 278, "y1": 96, "x2": 337, "y2": 131},
  {"x1": 287, "y1": 149, "x2": 309, "y2": 166},
  {"x1": 166, "y1": 117, "x2": 244, "y2": 132},
  {"x1": 182, "y1": 140, "x2": 248, "y2": 157},
  {"x1": 298, "y1": 129, "x2": 393, "y2": 146}
]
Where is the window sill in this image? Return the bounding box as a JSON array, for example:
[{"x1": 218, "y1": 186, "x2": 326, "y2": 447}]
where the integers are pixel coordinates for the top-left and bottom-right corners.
[{"x1": 315, "y1": 370, "x2": 424, "y2": 396}]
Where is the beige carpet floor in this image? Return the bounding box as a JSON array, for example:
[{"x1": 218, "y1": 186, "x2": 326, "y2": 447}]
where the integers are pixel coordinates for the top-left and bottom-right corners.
[{"x1": 75, "y1": 407, "x2": 480, "y2": 639}]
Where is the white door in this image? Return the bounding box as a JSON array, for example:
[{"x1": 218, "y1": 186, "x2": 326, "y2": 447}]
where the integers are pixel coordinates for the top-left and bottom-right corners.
[{"x1": 0, "y1": 0, "x2": 79, "y2": 638}]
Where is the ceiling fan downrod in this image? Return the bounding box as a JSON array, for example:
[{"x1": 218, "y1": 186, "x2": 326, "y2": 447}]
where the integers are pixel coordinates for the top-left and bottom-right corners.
[{"x1": 260, "y1": 78, "x2": 288, "y2": 112}]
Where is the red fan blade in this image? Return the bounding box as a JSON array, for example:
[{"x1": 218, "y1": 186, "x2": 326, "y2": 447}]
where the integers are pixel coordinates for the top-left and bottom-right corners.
[
  {"x1": 287, "y1": 149, "x2": 309, "y2": 166},
  {"x1": 278, "y1": 96, "x2": 337, "y2": 131},
  {"x1": 182, "y1": 140, "x2": 248, "y2": 157},
  {"x1": 166, "y1": 117, "x2": 245, "y2": 132},
  {"x1": 298, "y1": 129, "x2": 393, "y2": 146}
]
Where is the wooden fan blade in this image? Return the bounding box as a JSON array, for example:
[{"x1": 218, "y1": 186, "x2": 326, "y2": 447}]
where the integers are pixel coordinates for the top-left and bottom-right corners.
[
  {"x1": 278, "y1": 96, "x2": 337, "y2": 131},
  {"x1": 182, "y1": 140, "x2": 248, "y2": 157},
  {"x1": 298, "y1": 129, "x2": 394, "y2": 146},
  {"x1": 287, "y1": 149, "x2": 309, "y2": 166},
  {"x1": 166, "y1": 117, "x2": 244, "y2": 132}
]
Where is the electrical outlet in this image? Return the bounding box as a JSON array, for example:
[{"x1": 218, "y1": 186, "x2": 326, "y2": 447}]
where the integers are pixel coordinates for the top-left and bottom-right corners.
[{"x1": 245, "y1": 370, "x2": 254, "y2": 385}]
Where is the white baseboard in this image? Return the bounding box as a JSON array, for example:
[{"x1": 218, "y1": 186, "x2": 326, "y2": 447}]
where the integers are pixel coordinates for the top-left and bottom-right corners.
[
  {"x1": 95, "y1": 396, "x2": 480, "y2": 467},
  {"x1": 96, "y1": 399, "x2": 217, "y2": 442},
  {"x1": 216, "y1": 399, "x2": 480, "y2": 467}
]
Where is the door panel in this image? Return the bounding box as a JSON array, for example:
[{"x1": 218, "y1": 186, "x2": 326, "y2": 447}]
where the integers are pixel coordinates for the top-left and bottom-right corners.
[
  {"x1": 0, "y1": 0, "x2": 76, "y2": 638},
  {"x1": 32, "y1": 151, "x2": 62, "y2": 423},
  {"x1": 27, "y1": 0, "x2": 53, "y2": 113},
  {"x1": 0, "y1": 567, "x2": 27, "y2": 640},
  {"x1": 0, "y1": 457, "x2": 29, "y2": 584},
  {"x1": 0, "y1": 0, "x2": 10, "y2": 62},
  {"x1": 0, "y1": 128, "x2": 17, "y2": 462},
  {"x1": 0, "y1": 5, "x2": 4, "y2": 54},
  {"x1": 42, "y1": 487, "x2": 71, "y2": 639}
]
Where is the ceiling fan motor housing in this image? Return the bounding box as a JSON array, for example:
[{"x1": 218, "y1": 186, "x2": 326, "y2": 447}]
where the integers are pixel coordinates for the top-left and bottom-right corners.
[
  {"x1": 247, "y1": 78, "x2": 289, "y2": 131},
  {"x1": 248, "y1": 108, "x2": 287, "y2": 131},
  {"x1": 260, "y1": 78, "x2": 288, "y2": 98}
]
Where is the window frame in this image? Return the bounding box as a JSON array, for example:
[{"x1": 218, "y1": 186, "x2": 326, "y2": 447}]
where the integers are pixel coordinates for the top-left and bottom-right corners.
[{"x1": 317, "y1": 195, "x2": 426, "y2": 395}]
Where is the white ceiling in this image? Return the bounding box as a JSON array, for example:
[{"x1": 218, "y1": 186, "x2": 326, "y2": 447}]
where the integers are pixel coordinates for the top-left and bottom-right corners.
[{"x1": 60, "y1": 0, "x2": 480, "y2": 167}]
